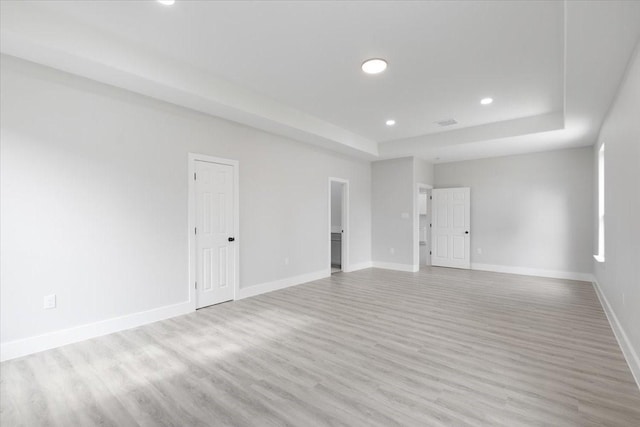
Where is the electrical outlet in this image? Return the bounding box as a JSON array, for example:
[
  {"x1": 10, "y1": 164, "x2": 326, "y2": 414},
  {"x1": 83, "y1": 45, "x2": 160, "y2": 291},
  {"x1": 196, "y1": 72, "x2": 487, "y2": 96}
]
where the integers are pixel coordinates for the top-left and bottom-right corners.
[
  {"x1": 401, "y1": 212, "x2": 409, "y2": 219},
  {"x1": 390, "y1": 247, "x2": 395, "y2": 255},
  {"x1": 477, "y1": 248, "x2": 483, "y2": 255},
  {"x1": 43, "y1": 294, "x2": 56, "y2": 310}
]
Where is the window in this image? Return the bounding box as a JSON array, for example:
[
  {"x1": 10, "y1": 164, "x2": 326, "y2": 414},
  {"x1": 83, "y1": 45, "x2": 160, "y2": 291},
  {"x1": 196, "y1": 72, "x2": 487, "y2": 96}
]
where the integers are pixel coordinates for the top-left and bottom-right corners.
[{"x1": 594, "y1": 144, "x2": 605, "y2": 262}]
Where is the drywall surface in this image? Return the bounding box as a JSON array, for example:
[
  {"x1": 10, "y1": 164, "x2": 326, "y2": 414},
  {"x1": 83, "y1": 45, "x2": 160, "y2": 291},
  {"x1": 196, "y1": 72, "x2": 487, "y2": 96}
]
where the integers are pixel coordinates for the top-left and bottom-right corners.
[
  {"x1": 593, "y1": 43, "x2": 640, "y2": 366},
  {"x1": 0, "y1": 55, "x2": 372, "y2": 344},
  {"x1": 414, "y1": 158, "x2": 435, "y2": 186},
  {"x1": 371, "y1": 158, "x2": 414, "y2": 267},
  {"x1": 435, "y1": 147, "x2": 593, "y2": 275},
  {"x1": 331, "y1": 181, "x2": 343, "y2": 231}
]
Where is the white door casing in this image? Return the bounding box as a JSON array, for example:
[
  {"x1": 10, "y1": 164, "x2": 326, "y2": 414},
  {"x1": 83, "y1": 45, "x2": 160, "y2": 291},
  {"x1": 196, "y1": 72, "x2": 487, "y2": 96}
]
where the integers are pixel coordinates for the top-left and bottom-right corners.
[
  {"x1": 431, "y1": 187, "x2": 470, "y2": 269},
  {"x1": 193, "y1": 158, "x2": 237, "y2": 308}
]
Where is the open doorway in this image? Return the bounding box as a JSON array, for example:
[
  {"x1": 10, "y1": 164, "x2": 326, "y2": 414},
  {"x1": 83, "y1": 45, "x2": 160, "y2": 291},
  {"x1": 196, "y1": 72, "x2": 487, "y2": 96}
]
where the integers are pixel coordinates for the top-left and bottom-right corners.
[
  {"x1": 329, "y1": 178, "x2": 349, "y2": 274},
  {"x1": 416, "y1": 184, "x2": 433, "y2": 268}
]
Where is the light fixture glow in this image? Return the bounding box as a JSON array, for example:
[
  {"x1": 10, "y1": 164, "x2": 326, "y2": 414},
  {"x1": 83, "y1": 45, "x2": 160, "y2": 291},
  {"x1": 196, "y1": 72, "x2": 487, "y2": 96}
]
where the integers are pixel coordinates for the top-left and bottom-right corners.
[
  {"x1": 362, "y1": 58, "x2": 388, "y2": 74},
  {"x1": 480, "y1": 97, "x2": 493, "y2": 105},
  {"x1": 157, "y1": 0, "x2": 175, "y2": 5},
  {"x1": 385, "y1": 119, "x2": 396, "y2": 126}
]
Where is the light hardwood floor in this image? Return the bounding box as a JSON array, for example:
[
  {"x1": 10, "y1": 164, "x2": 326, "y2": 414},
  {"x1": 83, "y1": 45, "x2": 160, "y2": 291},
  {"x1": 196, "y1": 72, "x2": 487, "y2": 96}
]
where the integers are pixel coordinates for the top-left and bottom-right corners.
[{"x1": 2, "y1": 267, "x2": 639, "y2": 426}]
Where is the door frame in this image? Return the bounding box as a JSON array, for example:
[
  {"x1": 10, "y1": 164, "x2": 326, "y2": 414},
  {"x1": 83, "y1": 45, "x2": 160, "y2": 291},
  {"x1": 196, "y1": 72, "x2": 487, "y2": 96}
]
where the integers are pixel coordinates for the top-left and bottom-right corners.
[
  {"x1": 414, "y1": 183, "x2": 433, "y2": 269},
  {"x1": 188, "y1": 153, "x2": 240, "y2": 310},
  {"x1": 328, "y1": 177, "x2": 349, "y2": 273}
]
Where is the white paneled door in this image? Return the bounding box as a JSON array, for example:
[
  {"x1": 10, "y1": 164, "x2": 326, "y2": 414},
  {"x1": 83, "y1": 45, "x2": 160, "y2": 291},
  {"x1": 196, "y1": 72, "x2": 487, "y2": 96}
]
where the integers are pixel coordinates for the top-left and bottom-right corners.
[
  {"x1": 195, "y1": 160, "x2": 236, "y2": 308},
  {"x1": 431, "y1": 187, "x2": 471, "y2": 269}
]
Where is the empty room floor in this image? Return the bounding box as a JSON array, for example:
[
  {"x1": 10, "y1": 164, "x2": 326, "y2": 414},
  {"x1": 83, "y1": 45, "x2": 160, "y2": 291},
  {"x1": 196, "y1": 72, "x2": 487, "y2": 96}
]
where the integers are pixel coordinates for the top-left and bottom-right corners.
[{"x1": 2, "y1": 267, "x2": 639, "y2": 426}]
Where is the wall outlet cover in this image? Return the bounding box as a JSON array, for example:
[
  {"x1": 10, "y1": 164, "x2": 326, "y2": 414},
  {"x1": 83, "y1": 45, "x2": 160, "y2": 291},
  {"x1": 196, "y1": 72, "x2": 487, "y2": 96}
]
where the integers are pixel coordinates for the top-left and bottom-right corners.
[{"x1": 43, "y1": 294, "x2": 56, "y2": 310}]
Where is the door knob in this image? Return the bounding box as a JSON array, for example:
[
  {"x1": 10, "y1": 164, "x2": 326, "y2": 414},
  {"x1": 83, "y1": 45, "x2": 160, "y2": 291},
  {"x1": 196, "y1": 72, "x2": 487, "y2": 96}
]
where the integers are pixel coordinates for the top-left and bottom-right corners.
[
  {"x1": 465, "y1": 231, "x2": 469, "y2": 234},
  {"x1": 228, "y1": 237, "x2": 235, "y2": 242}
]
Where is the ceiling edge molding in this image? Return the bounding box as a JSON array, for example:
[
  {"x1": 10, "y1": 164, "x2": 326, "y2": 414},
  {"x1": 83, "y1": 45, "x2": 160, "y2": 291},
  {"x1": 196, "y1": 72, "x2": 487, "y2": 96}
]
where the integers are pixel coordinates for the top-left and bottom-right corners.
[
  {"x1": 378, "y1": 112, "x2": 565, "y2": 158},
  {"x1": 0, "y1": 7, "x2": 379, "y2": 159}
]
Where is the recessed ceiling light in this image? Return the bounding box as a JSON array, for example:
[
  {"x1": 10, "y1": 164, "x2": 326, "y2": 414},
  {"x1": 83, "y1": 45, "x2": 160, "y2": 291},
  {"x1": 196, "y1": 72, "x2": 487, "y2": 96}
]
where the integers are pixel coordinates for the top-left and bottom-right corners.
[
  {"x1": 385, "y1": 119, "x2": 396, "y2": 126},
  {"x1": 480, "y1": 97, "x2": 493, "y2": 105},
  {"x1": 362, "y1": 58, "x2": 388, "y2": 74},
  {"x1": 157, "y1": 0, "x2": 175, "y2": 5}
]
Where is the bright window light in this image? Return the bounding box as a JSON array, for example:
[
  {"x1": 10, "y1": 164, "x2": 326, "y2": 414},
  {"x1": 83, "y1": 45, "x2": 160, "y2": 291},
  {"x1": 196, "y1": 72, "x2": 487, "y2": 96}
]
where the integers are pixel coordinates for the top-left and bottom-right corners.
[
  {"x1": 157, "y1": 0, "x2": 175, "y2": 5},
  {"x1": 595, "y1": 143, "x2": 605, "y2": 262}
]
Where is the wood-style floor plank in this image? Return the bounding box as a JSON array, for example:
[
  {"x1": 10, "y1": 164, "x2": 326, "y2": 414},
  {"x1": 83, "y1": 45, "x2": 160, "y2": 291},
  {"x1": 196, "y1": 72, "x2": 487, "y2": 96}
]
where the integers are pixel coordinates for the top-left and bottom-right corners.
[{"x1": 2, "y1": 267, "x2": 639, "y2": 426}]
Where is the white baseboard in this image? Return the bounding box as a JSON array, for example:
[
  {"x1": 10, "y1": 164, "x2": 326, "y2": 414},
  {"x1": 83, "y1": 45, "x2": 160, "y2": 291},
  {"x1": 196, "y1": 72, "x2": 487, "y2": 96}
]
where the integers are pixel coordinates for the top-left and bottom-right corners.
[
  {"x1": 237, "y1": 269, "x2": 329, "y2": 300},
  {"x1": 592, "y1": 278, "x2": 640, "y2": 390},
  {"x1": 344, "y1": 261, "x2": 373, "y2": 272},
  {"x1": 0, "y1": 268, "x2": 333, "y2": 362},
  {"x1": 372, "y1": 262, "x2": 419, "y2": 273},
  {"x1": 471, "y1": 263, "x2": 593, "y2": 282},
  {"x1": 0, "y1": 266, "x2": 338, "y2": 362},
  {"x1": 1, "y1": 300, "x2": 194, "y2": 362}
]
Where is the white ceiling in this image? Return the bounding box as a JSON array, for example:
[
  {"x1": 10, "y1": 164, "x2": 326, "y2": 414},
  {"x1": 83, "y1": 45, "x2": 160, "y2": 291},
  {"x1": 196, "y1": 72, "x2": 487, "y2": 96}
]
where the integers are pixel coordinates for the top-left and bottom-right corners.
[{"x1": 1, "y1": 1, "x2": 639, "y2": 163}]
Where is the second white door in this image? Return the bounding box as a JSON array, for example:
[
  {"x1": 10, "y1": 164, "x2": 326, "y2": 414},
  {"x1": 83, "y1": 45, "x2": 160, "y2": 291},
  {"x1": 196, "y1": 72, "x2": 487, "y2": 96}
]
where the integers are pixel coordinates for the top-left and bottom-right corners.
[
  {"x1": 431, "y1": 187, "x2": 470, "y2": 269},
  {"x1": 195, "y1": 160, "x2": 236, "y2": 308}
]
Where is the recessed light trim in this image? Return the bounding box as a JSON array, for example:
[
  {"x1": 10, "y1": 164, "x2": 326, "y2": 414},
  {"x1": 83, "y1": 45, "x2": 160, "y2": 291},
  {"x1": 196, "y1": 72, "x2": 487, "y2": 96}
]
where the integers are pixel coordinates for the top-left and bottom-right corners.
[
  {"x1": 385, "y1": 119, "x2": 396, "y2": 126},
  {"x1": 362, "y1": 58, "x2": 388, "y2": 74},
  {"x1": 157, "y1": 0, "x2": 175, "y2": 5},
  {"x1": 480, "y1": 97, "x2": 493, "y2": 105}
]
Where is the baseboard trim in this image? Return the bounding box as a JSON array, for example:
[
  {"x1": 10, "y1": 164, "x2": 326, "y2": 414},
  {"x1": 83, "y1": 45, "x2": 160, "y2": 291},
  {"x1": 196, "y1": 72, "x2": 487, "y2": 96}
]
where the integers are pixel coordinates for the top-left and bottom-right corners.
[
  {"x1": 471, "y1": 263, "x2": 593, "y2": 282},
  {"x1": 372, "y1": 262, "x2": 419, "y2": 273},
  {"x1": 0, "y1": 268, "x2": 334, "y2": 362},
  {"x1": 237, "y1": 269, "x2": 329, "y2": 300},
  {"x1": 592, "y1": 278, "x2": 640, "y2": 390},
  {"x1": 1, "y1": 300, "x2": 194, "y2": 362},
  {"x1": 344, "y1": 261, "x2": 373, "y2": 272}
]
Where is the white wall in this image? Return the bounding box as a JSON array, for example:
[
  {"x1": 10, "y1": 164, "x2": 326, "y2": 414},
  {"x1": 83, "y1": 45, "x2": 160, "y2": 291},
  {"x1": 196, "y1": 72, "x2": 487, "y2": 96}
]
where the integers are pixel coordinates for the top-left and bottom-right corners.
[
  {"x1": 330, "y1": 181, "x2": 342, "y2": 232},
  {"x1": 435, "y1": 147, "x2": 593, "y2": 278},
  {"x1": 371, "y1": 157, "x2": 435, "y2": 271},
  {"x1": 593, "y1": 43, "x2": 640, "y2": 383},
  {"x1": 371, "y1": 158, "x2": 415, "y2": 269},
  {"x1": 0, "y1": 56, "x2": 372, "y2": 349},
  {"x1": 414, "y1": 158, "x2": 435, "y2": 186}
]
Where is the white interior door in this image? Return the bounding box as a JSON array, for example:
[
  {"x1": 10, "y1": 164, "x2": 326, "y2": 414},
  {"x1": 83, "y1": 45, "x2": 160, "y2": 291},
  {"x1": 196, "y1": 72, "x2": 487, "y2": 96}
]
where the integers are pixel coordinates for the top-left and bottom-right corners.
[
  {"x1": 431, "y1": 187, "x2": 470, "y2": 269},
  {"x1": 195, "y1": 160, "x2": 235, "y2": 308}
]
